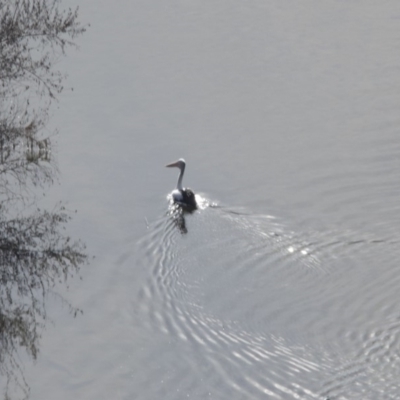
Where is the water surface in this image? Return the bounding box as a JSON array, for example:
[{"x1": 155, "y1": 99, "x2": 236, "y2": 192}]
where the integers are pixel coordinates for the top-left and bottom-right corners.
[{"x1": 9, "y1": 1, "x2": 400, "y2": 399}]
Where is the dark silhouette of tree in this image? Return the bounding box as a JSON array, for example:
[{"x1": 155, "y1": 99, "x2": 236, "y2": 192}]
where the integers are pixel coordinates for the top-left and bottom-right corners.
[
  {"x1": 0, "y1": 0, "x2": 86, "y2": 203},
  {"x1": 0, "y1": 1, "x2": 88, "y2": 398},
  {"x1": 0, "y1": 0, "x2": 85, "y2": 99},
  {"x1": 0, "y1": 206, "x2": 88, "y2": 399}
]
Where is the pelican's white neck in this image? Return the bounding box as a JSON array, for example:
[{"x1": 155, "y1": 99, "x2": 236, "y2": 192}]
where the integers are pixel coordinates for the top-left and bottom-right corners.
[{"x1": 177, "y1": 163, "x2": 185, "y2": 190}]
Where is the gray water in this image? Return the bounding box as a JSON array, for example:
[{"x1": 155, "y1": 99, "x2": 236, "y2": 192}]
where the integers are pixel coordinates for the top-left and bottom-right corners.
[{"x1": 7, "y1": 1, "x2": 400, "y2": 399}]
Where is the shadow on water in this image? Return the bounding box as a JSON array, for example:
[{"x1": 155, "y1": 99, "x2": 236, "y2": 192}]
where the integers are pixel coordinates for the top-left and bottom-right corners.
[
  {"x1": 135, "y1": 193, "x2": 400, "y2": 399},
  {"x1": 0, "y1": 2, "x2": 88, "y2": 399}
]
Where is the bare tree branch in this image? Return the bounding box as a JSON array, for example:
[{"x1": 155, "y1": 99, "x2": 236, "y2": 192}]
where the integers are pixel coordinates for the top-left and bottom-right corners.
[{"x1": 0, "y1": 2, "x2": 88, "y2": 398}]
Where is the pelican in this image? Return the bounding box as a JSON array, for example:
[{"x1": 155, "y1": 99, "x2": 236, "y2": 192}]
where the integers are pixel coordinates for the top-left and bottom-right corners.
[{"x1": 166, "y1": 158, "x2": 197, "y2": 210}]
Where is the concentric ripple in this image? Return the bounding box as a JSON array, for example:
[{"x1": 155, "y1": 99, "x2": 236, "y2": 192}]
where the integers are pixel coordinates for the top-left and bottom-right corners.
[{"x1": 133, "y1": 199, "x2": 400, "y2": 399}]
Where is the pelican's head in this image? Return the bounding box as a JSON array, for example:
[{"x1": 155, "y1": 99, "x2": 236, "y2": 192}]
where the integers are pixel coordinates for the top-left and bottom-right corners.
[{"x1": 166, "y1": 158, "x2": 186, "y2": 171}]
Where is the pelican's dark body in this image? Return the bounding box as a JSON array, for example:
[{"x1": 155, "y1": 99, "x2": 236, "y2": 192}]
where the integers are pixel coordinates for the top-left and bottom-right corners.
[
  {"x1": 171, "y1": 188, "x2": 197, "y2": 210},
  {"x1": 166, "y1": 159, "x2": 197, "y2": 210}
]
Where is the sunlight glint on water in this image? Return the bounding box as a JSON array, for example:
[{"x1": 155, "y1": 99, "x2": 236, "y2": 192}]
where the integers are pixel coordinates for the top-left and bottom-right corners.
[{"x1": 15, "y1": 1, "x2": 400, "y2": 399}]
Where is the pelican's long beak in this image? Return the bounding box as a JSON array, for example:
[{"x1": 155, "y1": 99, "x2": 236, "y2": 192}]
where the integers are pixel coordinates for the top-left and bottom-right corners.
[{"x1": 166, "y1": 161, "x2": 180, "y2": 168}]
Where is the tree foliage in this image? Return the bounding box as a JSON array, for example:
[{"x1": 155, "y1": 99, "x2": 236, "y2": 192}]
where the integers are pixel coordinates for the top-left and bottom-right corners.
[
  {"x1": 0, "y1": 1, "x2": 88, "y2": 398},
  {"x1": 0, "y1": 0, "x2": 86, "y2": 99},
  {"x1": 0, "y1": 0, "x2": 86, "y2": 203},
  {"x1": 0, "y1": 205, "x2": 88, "y2": 399}
]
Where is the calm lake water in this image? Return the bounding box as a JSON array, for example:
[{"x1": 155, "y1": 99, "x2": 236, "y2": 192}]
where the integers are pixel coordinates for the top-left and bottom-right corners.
[{"x1": 6, "y1": 1, "x2": 400, "y2": 399}]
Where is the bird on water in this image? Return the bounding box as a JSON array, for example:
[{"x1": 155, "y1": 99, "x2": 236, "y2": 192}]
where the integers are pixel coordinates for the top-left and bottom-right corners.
[{"x1": 166, "y1": 158, "x2": 197, "y2": 210}]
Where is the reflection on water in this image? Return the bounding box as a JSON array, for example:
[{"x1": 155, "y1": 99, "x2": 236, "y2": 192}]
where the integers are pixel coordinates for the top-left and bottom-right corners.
[
  {"x1": 0, "y1": 205, "x2": 88, "y2": 398},
  {"x1": 0, "y1": 2, "x2": 87, "y2": 399},
  {"x1": 167, "y1": 193, "x2": 215, "y2": 234},
  {"x1": 167, "y1": 201, "x2": 193, "y2": 235}
]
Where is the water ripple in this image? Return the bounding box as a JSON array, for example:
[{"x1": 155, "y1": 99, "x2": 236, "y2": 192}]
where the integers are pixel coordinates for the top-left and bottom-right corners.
[{"x1": 133, "y1": 199, "x2": 400, "y2": 399}]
